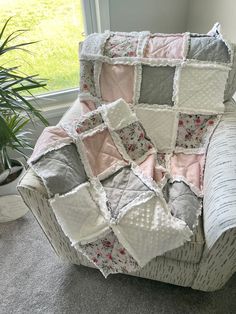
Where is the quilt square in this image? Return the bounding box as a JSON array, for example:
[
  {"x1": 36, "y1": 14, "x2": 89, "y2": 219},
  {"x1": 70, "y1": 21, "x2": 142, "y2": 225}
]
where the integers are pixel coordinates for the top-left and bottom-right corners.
[
  {"x1": 76, "y1": 112, "x2": 104, "y2": 134},
  {"x1": 100, "y1": 63, "x2": 134, "y2": 103},
  {"x1": 79, "y1": 100, "x2": 97, "y2": 114},
  {"x1": 82, "y1": 129, "x2": 125, "y2": 177},
  {"x1": 32, "y1": 144, "x2": 87, "y2": 196},
  {"x1": 80, "y1": 61, "x2": 96, "y2": 96},
  {"x1": 76, "y1": 231, "x2": 140, "y2": 278},
  {"x1": 139, "y1": 65, "x2": 175, "y2": 105},
  {"x1": 103, "y1": 98, "x2": 137, "y2": 130},
  {"x1": 135, "y1": 107, "x2": 177, "y2": 152},
  {"x1": 101, "y1": 166, "x2": 150, "y2": 219},
  {"x1": 176, "y1": 113, "x2": 219, "y2": 149},
  {"x1": 139, "y1": 154, "x2": 166, "y2": 183},
  {"x1": 187, "y1": 36, "x2": 230, "y2": 63},
  {"x1": 104, "y1": 33, "x2": 138, "y2": 58},
  {"x1": 115, "y1": 121, "x2": 154, "y2": 162},
  {"x1": 170, "y1": 153, "x2": 205, "y2": 192},
  {"x1": 50, "y1": 182, "x2": 109, "y2": 245},
  {"x1": 177, "y1": 65, "x2": 228, "y2": 112},
  {"x1": 144, "y1": 34, "x2": 187, "y2": 59}
]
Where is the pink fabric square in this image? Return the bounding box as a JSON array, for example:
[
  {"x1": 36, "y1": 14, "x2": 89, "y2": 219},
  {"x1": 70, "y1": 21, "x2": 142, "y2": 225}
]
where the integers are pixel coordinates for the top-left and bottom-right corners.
[
  {"x1": 139, "y1": 154, "x2": 166, "y2": 183},
  {"x1": 170, "y1": 153, "x2": 205, "y2": 190},
  {"x1": 80, "y1": 100, "x2": 96, "y2": 114},
  {"x1": 100, "y1": 63, "x2": 134, "y2": 103},
  {"x1": 28, "y1": 126, "x2": 72, "y2": 165},
  {"x1": 145, "y1": 34, "x2": 186, "y2": 59},
  {"x1": 83, "y1": 129, "x2": 125, "y2": 176}
]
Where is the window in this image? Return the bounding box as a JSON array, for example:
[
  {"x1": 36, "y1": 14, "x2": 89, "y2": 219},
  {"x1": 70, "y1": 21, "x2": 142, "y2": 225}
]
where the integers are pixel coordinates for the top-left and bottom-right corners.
[{"x1": 0, "y1": 0, "x2": 85, "y2": 95}]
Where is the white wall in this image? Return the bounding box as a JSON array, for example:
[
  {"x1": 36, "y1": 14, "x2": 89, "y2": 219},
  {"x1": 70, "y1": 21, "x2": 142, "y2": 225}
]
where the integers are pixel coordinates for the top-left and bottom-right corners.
[
  {"x1": 109, "y1": 0, "x2": 189, "y2": 33},
  {"x1": 187, "y1": 0, "x2": 236, "y2": 41}
]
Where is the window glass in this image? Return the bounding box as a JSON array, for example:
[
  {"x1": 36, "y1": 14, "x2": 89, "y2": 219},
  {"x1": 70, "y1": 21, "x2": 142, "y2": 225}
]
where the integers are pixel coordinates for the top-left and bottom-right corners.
[{"x1": 0, "y1": 0, "x2": 85, "y2": 94}]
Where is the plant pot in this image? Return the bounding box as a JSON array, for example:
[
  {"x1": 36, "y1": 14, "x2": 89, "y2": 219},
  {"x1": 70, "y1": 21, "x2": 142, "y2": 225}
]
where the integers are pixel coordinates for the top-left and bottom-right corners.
[{"x1": 0, "y1": 159, "x2": 29, "y2": 222}]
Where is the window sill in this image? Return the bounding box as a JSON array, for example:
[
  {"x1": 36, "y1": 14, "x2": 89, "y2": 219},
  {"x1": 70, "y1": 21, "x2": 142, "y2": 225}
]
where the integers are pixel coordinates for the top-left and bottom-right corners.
[{"x1": 32, "y1": 88, "x2": 79, "y2": 119}]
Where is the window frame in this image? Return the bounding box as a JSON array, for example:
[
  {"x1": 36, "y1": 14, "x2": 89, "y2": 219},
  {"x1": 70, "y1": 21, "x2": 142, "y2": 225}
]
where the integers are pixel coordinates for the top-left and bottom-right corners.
[{"x1": 33, "y1": 0, "x2": 110, "y2": 116}]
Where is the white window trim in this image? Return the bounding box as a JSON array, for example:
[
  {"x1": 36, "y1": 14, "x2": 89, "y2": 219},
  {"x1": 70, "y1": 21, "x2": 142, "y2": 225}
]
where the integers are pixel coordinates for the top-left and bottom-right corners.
[
  {"x1": 35, "y1": 0, "x2": 110, "y2": 120},
  {"x1": 82, "y1": 0, "x2": 110, "y2": 34}
]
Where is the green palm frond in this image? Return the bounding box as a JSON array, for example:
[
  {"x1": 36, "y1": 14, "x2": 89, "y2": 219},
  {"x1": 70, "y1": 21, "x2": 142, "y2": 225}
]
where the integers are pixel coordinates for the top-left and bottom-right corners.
[{"x1": 0, "y1": 17, "x2": 48, "y2": 174}]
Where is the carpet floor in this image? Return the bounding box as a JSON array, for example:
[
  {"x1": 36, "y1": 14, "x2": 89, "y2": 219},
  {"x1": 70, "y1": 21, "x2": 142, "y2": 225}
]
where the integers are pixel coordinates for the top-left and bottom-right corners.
[{"x1": 0, "y1": 211, "x2": 235, "y2": 314}]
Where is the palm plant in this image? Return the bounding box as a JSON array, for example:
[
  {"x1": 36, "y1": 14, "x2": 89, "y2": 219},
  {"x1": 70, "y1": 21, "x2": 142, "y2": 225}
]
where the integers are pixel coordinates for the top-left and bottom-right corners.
[{"x1": 0, "y1": 17, "x2": 48, "y2": 184}]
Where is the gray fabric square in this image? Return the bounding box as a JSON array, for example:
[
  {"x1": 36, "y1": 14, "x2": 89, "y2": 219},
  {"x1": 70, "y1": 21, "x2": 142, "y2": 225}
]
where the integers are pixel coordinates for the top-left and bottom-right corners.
[
  {"x1": 188, "y1": 36, "x2": 230, "y2": 63},
  {"x1": 164, "y1": 181, "x2": 202, "y2": 230},
  {"x1": 101, "y1": 166, "x2": 150, "y2": 219},
  {"x1": 139, "y1": 65, "x2": 175, "y2": 105},
  {"x1": 32, "y1": 144, "x2": 87, "y2": 196}
]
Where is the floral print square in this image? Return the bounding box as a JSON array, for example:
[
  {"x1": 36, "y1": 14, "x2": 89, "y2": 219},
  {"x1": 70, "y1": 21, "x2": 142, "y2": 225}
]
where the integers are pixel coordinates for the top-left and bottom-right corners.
[
  {"x1": 176, "y1": 113, "x2": 219, "y2": 149},
  {"x1": 116, "y1": 121, "x2": 154, "y2": 162},
  {"x1": 76, "y1": 112, "x2": 104, "y2": 134},
  {"x1": 76, "y1": 232, "x2": 140, "y2": 277},
  {"x1": 104, "y1": 33, "x2": 138, "y2": 58},
  {"x1": 80, "y1": 61, "x2": 96, "y2": 96}
]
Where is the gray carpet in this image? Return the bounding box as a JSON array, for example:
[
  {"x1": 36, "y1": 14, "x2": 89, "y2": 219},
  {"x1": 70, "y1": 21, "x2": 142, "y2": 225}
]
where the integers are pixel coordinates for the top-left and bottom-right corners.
[{"x1": 0, "y1": 212, "x2": 235, "y2": 314}]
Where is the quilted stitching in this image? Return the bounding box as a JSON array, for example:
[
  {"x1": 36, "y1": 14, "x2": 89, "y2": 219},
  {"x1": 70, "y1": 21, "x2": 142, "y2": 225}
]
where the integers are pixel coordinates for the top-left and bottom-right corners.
[
  {"x1": 116, "y1": 121, "x2": 154, "y2": 162},
  {"x1": 166, "y1": 181, "x2": 202, "y2": 230},
  {"x1": 113, "y1": 194, "x2": 192, "y2": 267},
  {"x1": 32, "y1": 144, "x2": 87, "y2": 196},
  {"x1": 170, "y1": 153, "x2": 204, "y2": 192},
  {"x1": 178, "y1": 66, "x2": 228, "y2": 112},
  {"x1": 82, "y1": 129, "x2": 125, "y2": 176},
  {"x1": 100, "y1": 63, "x2": 134, "y2": 103},
  {"x1": 76, "y1": 112, "x2": 104, "y2": 134},
  {"x1": 76, "y1": 231, "x2": 140, "y2": 277},
  {"x1": 135, "y1": 107, "x2": 176, "y2": 152},
  {"x1": 145, "y1": 35, "x2": 186, "y2": 59},
  {"x1": 139, "y1": 65, "x2": 175, "y2": 105},
  {"x1": 104, "y1": 33, "x2": 138, "y2": 58},
  {"x1": 101, "y1": 166, "x2": 150, "y2": 218},
  {"x1": 176, "y1": 113, "x2": 218, "y2": 149},
  {"x1": 188, "y1": 36, "x2": 230, "y2": 63}
]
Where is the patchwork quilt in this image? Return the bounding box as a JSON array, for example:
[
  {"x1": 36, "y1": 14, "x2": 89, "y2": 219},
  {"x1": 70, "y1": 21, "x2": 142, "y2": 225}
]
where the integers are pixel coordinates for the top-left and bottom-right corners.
[{"x1": 28, "y1": 24, "x2": 236, "y2": 277}]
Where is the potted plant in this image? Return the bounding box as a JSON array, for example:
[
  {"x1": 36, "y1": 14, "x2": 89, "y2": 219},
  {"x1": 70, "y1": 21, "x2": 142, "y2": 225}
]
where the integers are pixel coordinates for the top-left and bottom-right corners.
[{"x1": 0, "y1": 18, "x2": 48, "y2": 222}]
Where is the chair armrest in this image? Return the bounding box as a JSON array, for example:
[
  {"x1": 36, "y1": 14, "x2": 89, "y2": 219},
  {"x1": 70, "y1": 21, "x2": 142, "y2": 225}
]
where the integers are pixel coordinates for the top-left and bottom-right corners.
[
  {"x1": 203, "y1": 101, "x2": 236, "y2": 250},
  {"x1": 18, "y1": 168, "x2": 49, "y2": 198}
]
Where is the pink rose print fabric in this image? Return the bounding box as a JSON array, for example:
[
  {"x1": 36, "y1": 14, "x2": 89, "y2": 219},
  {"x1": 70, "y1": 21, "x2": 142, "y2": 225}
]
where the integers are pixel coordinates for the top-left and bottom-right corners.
[
  {"x1": 176, "y1": 114, "x2": 218, "y2": 149},
  {"x1": 80, "y1": 61, "x2": 96, "y2": 95},
  {"x1": 76, "y1": 232, "x2": 140, "y2": 277},
  {"x1": 104, "y1": 33, "x2": 138, "y2": 58},
  {"x1": 76, "y1": 112, "x2": 104, "y2": 134},
  {"x1": 116, "y1": 121, "x2": 154, "y2": 163}
]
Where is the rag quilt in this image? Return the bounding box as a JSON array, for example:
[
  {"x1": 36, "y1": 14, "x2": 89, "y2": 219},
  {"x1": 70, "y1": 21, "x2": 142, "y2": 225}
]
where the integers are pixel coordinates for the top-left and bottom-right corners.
[{"x1": 28, "y1": 24, "x2": 235, "y2": 277}]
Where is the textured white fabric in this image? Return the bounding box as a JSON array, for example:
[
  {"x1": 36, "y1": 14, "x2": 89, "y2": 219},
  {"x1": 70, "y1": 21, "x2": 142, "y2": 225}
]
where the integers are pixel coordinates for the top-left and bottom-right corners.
[
  {"x1": 102, "y1": 99, "x2": 137, "y2": 130},
  {"x1": 50, "y1": 183, "x2": 109, "y2": 245},
  {"x1": 135, "y1": 107, "x2": 177, "y2": 152},
  {"x1": 113, "y1": 193, "x2": 192, "y2": 267},
  {"x1": 50, "y1": 181, "x2": 192, "y2": 268},
  {"x1": 177, "y1": 66, "x2": 229, "y2": 113},
  {"x1": 80, "y1": 32, "x2": 109, "y2": 56}
]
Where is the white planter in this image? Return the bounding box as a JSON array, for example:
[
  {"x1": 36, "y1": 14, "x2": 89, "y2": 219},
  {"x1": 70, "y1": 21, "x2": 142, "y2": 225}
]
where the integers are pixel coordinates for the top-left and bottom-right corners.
[{"x1": 0, "y1": 160, "x2": 29, "y2": 222}]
